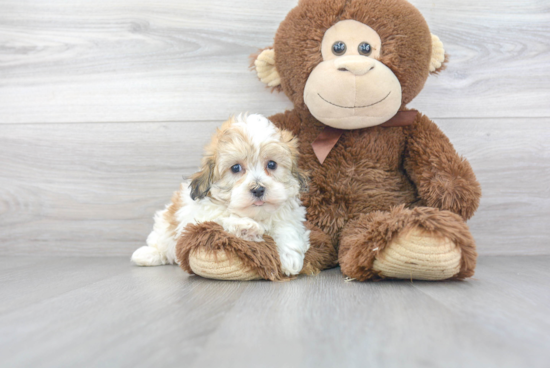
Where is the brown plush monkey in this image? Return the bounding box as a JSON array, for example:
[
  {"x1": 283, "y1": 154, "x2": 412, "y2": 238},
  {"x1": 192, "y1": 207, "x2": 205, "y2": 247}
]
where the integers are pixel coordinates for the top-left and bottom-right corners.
[{"x1": 177, "y1": 0, "x2": 481, "y2": 281}]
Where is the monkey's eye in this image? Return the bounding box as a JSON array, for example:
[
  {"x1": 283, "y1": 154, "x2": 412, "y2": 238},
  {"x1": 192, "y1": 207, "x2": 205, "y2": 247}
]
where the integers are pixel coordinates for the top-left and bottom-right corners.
[
  {"x1": 358, "y1": 42, "x2": 372, "y2": 56},
  {"x1": 231, "y1": 164, "x2": 242, "y2": 173},
  {"x1": 332, "y1": 41, "x2": 347, "y2": 56},
  {"x1": 267, "y1": 161, "x2": 277, "y2": 170}
]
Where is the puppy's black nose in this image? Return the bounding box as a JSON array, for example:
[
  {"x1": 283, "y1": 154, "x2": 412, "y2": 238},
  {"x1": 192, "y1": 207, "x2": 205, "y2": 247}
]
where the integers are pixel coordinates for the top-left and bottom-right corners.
[{"x1": 251, "y1": 186, "x2": 265, "y2": 198}]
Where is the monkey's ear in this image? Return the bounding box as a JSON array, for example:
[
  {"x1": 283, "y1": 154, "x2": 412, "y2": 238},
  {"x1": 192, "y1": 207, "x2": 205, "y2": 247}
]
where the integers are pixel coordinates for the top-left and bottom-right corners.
[
  {"x1": 252, "y1": 48, "x2": 281, "y2": 87},
  {"x1": 189, "y1": 159, "x2": 215, "y2": 201},
  {"x1": 429, "y1": 34, "x2": 448, "y2": 74}
]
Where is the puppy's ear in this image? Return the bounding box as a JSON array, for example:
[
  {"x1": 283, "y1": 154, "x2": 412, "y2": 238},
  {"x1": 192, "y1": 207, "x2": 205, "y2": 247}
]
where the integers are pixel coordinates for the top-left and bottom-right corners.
[
  {"x1": 293, "y1": 166, "x2": 310, "y2": 193},
  {"x1": 281, "y1": 129, "x2": 310, "y2": 193},
  {"x1": 190, "y1": 158, "x2": 215, "y2": 201}
]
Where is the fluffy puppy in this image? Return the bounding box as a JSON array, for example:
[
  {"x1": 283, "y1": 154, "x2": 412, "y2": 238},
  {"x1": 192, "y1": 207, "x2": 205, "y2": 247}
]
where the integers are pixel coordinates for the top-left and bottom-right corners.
[{"x1": 131, "y1": 114, "x2": 310, "y2": 276}]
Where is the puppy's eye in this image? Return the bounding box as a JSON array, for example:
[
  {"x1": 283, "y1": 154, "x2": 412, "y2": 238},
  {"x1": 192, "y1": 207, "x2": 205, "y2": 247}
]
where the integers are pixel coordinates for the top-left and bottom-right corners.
[
  {"x1": 231, "y1": 164, "x2": 242, "y2": 173},
  {"x1": 358, "y1": 42, "x2": 372, "y2": 56},
  {"x1": 267, "y1": 161, "x2": 277, "y2": 170},
  {"x1": 332, "y1": 41, "x2": 346, "y2": 56}
]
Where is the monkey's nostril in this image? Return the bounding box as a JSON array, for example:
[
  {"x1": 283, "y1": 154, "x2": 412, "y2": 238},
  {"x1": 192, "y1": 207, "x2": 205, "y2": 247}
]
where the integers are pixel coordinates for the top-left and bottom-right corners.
[{"x1": 338, "y1": 68, "x2": 348, "y2": 72}]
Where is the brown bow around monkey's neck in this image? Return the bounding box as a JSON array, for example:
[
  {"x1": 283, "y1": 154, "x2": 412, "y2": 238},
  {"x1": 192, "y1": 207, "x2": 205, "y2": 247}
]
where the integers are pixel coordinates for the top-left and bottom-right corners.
[{"x1": 311, "y1": 110, "x2": 418, "y2": 164}]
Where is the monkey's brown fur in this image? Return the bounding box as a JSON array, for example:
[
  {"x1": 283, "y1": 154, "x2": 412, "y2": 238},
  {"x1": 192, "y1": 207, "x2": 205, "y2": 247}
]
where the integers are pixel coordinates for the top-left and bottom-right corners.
[{"x1": 177, "y1": 0, "x2": 481, "y2": 280}]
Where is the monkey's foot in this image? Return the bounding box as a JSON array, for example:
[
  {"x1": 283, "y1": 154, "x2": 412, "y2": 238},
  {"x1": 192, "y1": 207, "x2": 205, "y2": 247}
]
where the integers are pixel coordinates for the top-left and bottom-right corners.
[
  {"x1": 176, "y1": 222, "x2": 285, "y2": 281},
  {"x1": 188, "y1": 248, "x2": 262, "y2": 281},
  {"x1": 339, "y1": 206, "x2": 477, "y2": 281},
  {"x1": 372, "y1": 227, "x2": 461, "y2": 280}
]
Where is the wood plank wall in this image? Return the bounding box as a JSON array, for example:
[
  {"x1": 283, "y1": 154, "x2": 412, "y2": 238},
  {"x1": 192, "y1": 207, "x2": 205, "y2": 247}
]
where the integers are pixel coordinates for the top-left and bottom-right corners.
[{"x1": 1, "y1": 0, "x2": 549, "y2": 256}]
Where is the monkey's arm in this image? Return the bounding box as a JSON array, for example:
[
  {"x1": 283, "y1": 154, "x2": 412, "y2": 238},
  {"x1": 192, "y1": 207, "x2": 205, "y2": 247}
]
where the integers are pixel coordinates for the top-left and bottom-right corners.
[
  {"x1": 268, "y1": 110, "x2": 302, "y2": 135},
  {"x1": 403, "y1": 113, "x2": 481, "y2": 221}
]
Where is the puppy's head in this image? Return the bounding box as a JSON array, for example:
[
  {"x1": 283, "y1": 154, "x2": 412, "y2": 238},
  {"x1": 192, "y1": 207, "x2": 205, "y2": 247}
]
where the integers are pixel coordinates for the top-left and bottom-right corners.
[{"x1": 190, "y1": 114, "x2": 308, "y2": 216}]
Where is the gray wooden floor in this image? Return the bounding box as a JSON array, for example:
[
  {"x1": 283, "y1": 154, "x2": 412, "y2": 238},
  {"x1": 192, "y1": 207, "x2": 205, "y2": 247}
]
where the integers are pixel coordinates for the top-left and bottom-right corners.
[{"x1": 1, "y1": 255, "x2": 549, "y2": 368}]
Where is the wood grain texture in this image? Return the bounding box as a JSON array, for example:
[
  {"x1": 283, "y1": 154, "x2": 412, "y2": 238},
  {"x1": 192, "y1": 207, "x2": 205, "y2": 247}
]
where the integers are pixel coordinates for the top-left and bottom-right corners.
[
  {"x1": 438, "y1": 118, "x2": 550, "y2": 255},
  {"x1": 0, "y1": 256, "x2": 549, "y2": 368},
  {"x1": 0, "y1": 121, "x2": 219, "y2": 256},
  {"x1": 0, "y1": 257, "x2": 250, "y2": 368},
  {"x1": 0, "y1": 0, "x2": 549, "y2": 123},
  {"x1": 0, "y1": 118, "x2": 548, "y2": 256}
]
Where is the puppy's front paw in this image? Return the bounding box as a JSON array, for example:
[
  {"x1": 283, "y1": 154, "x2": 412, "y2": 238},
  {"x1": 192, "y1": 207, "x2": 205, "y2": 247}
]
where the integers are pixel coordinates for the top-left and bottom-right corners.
[
  {"x1": 131, "y1": 246, "x2": 163, "y2": 266},
  {"x1": 237, "y1": 220, "x2": 265, "y2": 242},
  {"x1": 279, "y1": 250, "x2": 305, "y2": 276},
  {"x1": 224, "y1": 218, "x2": 265, "y2": 242}
]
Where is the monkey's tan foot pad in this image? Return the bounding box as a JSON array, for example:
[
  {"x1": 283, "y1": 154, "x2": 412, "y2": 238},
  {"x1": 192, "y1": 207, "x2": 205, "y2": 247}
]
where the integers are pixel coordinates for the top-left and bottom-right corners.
[
  {"x1": 188, "y1": 248, "x2": 262, "y2": 281},
  {"x1": 372, "y1": 227, "x2": 461, "y2": 281}
]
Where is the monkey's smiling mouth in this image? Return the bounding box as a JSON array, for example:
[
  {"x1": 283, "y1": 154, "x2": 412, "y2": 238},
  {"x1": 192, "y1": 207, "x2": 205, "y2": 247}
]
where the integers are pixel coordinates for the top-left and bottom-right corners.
[{"x1": 318, "y1": 91, "x2": 391, "y2": 109}]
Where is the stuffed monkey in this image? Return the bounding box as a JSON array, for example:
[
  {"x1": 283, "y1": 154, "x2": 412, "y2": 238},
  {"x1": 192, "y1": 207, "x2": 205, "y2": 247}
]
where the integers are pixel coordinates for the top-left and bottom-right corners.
[{"x1": 177, "y1": 0, "x2": 481, "y2": 281}]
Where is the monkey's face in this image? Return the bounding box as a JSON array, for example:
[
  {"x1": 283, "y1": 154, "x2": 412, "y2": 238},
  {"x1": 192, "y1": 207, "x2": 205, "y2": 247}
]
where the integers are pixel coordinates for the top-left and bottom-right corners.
[
  {"x1": 303, "y1": 20, "x2": 402, "y2": 130},
  {"x1": 253, "y1": 0, "x2": 446, "y2": 128}
]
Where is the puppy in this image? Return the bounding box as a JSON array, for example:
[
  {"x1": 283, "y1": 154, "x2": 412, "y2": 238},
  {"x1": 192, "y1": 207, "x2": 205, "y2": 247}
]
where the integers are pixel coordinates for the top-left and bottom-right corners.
[{"x1": 131, "y1": 114, "x2": 311, "y2": 276}]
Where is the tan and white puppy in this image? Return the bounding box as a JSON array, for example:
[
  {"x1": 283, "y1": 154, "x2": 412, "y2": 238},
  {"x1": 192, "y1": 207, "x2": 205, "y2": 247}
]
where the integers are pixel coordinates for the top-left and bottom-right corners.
[{"x1": 131, "y1": 114, "x2": 310, "y2": 276}]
